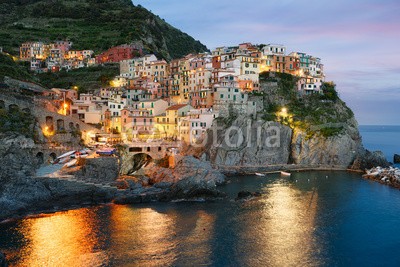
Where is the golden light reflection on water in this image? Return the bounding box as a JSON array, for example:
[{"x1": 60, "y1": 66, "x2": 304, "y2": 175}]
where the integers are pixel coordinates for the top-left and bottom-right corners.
[
  {"x1": 108, "y1": 205, "x2": 216, "y2": 266},
  {"x1": 239, "y1": 183, "x2": 319, "y2": 266},
  {"x1": 17, "y1": 208, "x2": 109, "y2": 267},
  {"x1": 109, "y1": 205, "x2": 178, "y2": 266}
]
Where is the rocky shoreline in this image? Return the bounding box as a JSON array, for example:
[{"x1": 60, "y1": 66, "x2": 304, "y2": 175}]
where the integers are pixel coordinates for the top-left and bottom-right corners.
[
  {"x1": 363, "y1": 167, "x2": 400, "y2": 189},
  {"x1": 0, "y1": 155, "x2": 227, "y2": 222}
]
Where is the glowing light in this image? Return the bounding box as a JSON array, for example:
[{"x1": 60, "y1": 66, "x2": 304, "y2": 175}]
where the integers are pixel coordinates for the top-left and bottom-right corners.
[{"x1": 42, "y1": 126, "x2": 54, "y2": 137}]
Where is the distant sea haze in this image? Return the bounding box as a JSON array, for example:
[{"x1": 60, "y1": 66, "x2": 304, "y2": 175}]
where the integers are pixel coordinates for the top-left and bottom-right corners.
[{"x1": 359, "y1": 125, "x2": 400, "y2": 166}]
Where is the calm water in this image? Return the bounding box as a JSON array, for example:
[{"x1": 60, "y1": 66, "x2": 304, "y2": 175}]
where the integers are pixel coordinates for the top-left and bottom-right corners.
[
  {"x1": 1, "y1": 126, "x2": 400, "y2": 266},
  {"x1": 2, "y1": 171, "x2": 400, "y2": 266},
  {"x1": 359, "y1": 125, "x2": 400, "y2": 166}
]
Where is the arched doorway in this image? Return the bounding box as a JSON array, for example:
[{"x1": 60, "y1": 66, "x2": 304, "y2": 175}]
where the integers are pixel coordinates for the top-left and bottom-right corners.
[
  {"x1": 36, "y1": 152, "x2": 44, "y2": 165},
  {"x1": 9, "y1": 104, "x2": 19, "y2": 113}
]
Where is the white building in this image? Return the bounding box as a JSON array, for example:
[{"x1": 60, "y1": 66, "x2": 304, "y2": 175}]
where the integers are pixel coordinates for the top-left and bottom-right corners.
[{"x1": 262, "y1": 44, "x2": 286, "y2": 56}]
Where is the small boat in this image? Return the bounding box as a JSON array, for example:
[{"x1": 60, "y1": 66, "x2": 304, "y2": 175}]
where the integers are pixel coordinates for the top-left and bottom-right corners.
[
  {"x1": 96, "y1": 148, "x2": 116, "y2": 156},
  {"x1": 255, "y1": 172, "x2": 266, "y2": 177},
  {"x1": 63, "y1": 159, "x2": 77, "y2": 168},
  {"x1": 56, "y1": 150, "x2": 76, "y2": 160},
  {"x1": 281, "y1": 171, "x2": 291, "y2": 176}
]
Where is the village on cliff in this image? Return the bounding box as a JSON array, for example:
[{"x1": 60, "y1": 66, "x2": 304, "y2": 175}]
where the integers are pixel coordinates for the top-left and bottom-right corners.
[{"x1": 10, "y1": 41, "x2": 325, "y2": 145}]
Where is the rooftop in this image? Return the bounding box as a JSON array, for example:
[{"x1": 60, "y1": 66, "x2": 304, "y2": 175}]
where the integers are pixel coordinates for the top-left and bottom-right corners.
[{"x1": 166, "y1": 104, "x2": 188, "y2": 111}]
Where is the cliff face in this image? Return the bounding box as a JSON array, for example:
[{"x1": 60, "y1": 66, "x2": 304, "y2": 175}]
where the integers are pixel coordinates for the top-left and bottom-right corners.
[
  {"x1": 206, "y1": 115, "x2": 362, "y2": 168},
  {"x1": 206, "y1": 119, "x2": 293, "y2": 166},
  {"x1": 0, "y1": 133, "x2": 37, "y2": 189},
  {"x1": 205, "y1": 73, "x2": 376, "y2": 169},
  {"x1": 290, "y1": 118, "x2": 362, "y2": 166}
]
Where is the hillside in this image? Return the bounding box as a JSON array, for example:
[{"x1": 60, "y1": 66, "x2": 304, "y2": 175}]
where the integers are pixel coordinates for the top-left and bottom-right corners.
[
  {"x1": 0, "y1": 0, "x2": 208, "y2": 59},
  {"x1": 0, "y1": 53, "x2": 119, "y2": 92}
]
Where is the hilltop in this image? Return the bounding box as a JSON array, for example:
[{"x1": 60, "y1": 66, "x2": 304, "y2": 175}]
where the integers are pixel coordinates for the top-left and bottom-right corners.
[{"x1": 0, "y1": 0, "x2": 208, "y2": 59}]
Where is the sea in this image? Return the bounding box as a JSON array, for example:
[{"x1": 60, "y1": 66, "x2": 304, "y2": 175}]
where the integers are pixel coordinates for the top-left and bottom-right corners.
[{"x1": 0, "y1": 125, "x2": 399, "y2": 266}]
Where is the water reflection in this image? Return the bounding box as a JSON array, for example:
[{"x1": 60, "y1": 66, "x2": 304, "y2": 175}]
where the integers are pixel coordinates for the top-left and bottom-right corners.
[
  {"x1": 16, "y1": 208, "x2": 109, "y2": 267},
  {"x1": 109, "y1": 206, "x2": 177, "y2": 266},
  {"x1": 109, "y1": 205, "x2": 215, "y2": 266},
  {"x1": 237, "y1": 181, "x2": 320, "y2": 266},
  {"x1": 3, "y1": 171, "x2": 400, "y2": 266}
]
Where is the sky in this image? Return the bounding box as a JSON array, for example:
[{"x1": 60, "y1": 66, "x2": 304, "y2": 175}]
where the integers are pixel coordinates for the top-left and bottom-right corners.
[{"x1": 133, "y1": 0, "x2": 400, "y2": 125}]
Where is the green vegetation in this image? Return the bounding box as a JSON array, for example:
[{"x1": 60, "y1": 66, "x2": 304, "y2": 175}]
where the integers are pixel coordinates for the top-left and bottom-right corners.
[
  {"x1": 37, "y1": 64, "x2": 119, "y2": 93},
  {"x1": 260, "y1": 72, "x2": 353, "y2": 137},
  {"x1": 0, "y1": 53, "x2": 37, "y2": 82},
  {"x1": 0, "y1": 0, "x2": 208, "y2": 59},
  {"x1": 0, "y1": 106, "x2": 36, "y2": 138}
]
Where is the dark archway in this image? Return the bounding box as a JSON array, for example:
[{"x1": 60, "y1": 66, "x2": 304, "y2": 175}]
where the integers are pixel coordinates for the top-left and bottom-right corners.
[
  {"x1": 49, "y1": 152, "x2": 57, "y2": 163},
  {"x1": 123, "y1": 153, "x2": 153, "y2": 176},
  {"x1": 9, "y1": 104, "x2": 19, "y2": 113},
  {"x1": 0, "y1": 100, "x2": 5, "y2": 109},
  {"x1": 46, "y1": 116, "x2": 54, "y2": 132},
  {"x1": 56, "y1": 119, "x2": 65, "y2": 131},
  {"x1": 69, "y1": 122, "x2": 74, "y2": 130},
  {"x1": 36, "y1": 152, "x2": 44, "y2": 165},
  {"x1": 75, "y1": 124, "x2": 80, "y2": 130}
]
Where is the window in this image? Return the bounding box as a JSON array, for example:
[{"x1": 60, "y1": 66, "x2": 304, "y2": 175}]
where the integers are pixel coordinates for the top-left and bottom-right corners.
[{"x1": 220, "y1": 94, "x2": 224, "y2": 99}]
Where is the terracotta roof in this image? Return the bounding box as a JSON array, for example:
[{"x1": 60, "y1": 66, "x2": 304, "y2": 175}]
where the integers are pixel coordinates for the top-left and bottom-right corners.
[{"x1": 166, "y1": 104, "x2": 188, "y2": 111}]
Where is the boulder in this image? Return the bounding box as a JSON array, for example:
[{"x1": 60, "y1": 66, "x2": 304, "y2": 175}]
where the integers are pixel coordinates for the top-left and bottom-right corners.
[
  {"x1": 74, "y1": 157, "x2": 119, "y2": 184},
  {"x1": 394, "y1": 154, "x2": 400, "y2": 164},
  {"x1": 350, "y1": 150, "x2": 390, "y2": 171},
  {"x1": 143, "y1": 156, "x2": 226, "y2": 200}
]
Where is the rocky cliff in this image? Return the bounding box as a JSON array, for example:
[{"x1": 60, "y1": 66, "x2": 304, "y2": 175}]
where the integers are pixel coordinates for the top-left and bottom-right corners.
[
  {"x1": 206, "y1": 119, "x2": 293, "y2": 166},
  {"x1": 204, "y1": 72, "x2": 386, "y2": 169}
]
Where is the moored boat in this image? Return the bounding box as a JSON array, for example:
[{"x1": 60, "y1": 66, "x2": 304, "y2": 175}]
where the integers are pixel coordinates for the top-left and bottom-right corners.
[
  {"x1": 63, "y1": 159, "x2": 78, "y2": 168},
  {"x1": 255, "y1": 172, "x2": 266, "y2": 177},
  {"x1": 281, "y1": 171, "x2": 291, "y2": 176}
]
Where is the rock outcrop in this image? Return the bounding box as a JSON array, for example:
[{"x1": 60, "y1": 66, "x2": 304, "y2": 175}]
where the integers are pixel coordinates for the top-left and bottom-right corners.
[
  {"x1": 72, "y1": 157, "x2": 119, "y2": 184},
  {"x1": 394, "y1": 154, "x2": 400, "y2": 164},
  {"x1": 143, "y1": 156, "x2": 226, "y2": 200},
  {"x1": 363, "y1": 167, "x2": 400, "y2": 188},
  {"x1": 350, "y1": 150, "x2": 390, "y2": 170},
  {"x1": 0, "y1": 133, "x2": 37, "y2": 186}
]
